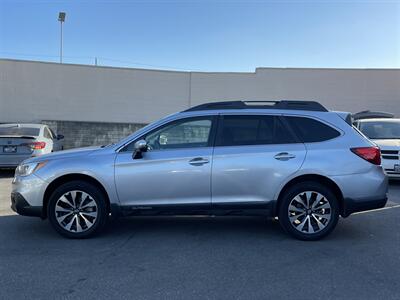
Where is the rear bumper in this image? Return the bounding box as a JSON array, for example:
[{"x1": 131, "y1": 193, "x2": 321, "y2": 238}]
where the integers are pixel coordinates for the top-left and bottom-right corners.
[
  {"x1": 331, "y1": 167, "x2": 388, "y2": 204},
  {"x1": 342, "y1": 196, "x2": 388, "y2": 217},
  {"x1": 0, "y1": 154, "x2": 32, "y2": 168},
  {"x1": 11, "y1": 192, "x2": 43, "y2": 217}
]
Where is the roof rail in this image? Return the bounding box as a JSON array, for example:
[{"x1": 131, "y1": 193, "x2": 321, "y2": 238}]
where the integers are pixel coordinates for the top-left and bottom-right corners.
[{"x1": 184, "y1": 100, "x2": 328, "y2": 112}]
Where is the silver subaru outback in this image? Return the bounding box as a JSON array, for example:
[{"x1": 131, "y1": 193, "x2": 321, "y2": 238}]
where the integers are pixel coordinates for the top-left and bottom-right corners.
[{"x1": 11, "y1": 101, "x2": 388, "y2": 240}]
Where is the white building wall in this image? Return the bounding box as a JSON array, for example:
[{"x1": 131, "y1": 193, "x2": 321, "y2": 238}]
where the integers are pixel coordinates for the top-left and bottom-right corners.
[
  {"x1": 0, "y1": 59, "x2": 190, "y2": 124},
  {"x1": 1, "y1": 59, "x2": 399, "y2": 124}
]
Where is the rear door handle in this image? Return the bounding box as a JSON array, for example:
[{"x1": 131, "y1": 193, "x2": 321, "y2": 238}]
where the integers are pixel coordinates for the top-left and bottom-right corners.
[
  {"x1": 189, "y1": 157, "x2": 209, "y2": 166},
  {"x1": 274, "y1": 152, "x2": 296, "y2": 161}
]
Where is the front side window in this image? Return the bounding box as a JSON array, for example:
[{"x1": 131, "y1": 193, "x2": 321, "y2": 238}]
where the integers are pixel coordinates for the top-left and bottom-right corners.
[
  {"x1": 119, "y1": 117, "x2": 214, "y2": 152},
  {"x1": 216, "y1": 115, "x2": 297, "y2": 146},
  {"x1": 145, "y1": 118, "x2": 213, "y2": 150},
  {"x1": 285, "y1": 116, "x2": 340, "y2": 142}
]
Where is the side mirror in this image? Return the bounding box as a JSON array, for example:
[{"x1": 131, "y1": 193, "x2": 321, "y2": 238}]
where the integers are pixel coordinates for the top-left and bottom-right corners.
[
  {"x1": 57, "y1": 134, "x2": 64, "y2": 140},
  {"x1": 133, "y1": 139, "x2": 148, "y2": 159}
]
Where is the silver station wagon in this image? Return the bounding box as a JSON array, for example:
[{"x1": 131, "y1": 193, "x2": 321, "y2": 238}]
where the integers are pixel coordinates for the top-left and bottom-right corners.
[{"x1": 11, "y1": 101, "x2": 388, "y2": 240}]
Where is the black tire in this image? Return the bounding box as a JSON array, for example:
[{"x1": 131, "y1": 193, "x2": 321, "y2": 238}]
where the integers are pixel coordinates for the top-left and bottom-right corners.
[
  {"x1": 47, "y1": 181, "x2": 108, "y2": 239},
  {"x1": 278, "y1": 181, "x2": 339, "y2": 241}
]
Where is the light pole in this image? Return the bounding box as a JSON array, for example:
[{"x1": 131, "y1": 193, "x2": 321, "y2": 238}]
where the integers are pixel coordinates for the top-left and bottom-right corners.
[{"x1": 58, "y1": 12, "x2": 66, "y2": 63}]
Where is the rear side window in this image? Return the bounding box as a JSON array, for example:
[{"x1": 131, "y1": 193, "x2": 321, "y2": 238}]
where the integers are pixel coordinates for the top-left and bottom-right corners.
[
  {"x1": 216, "y1": 115, "x2": 297, "y2": 146},
  {"x1": 44, "y1": 127, "x2": 53, "y2": 139},
  {"x1": 285, "y1": 116, "x2": 340, "y2": 142}
]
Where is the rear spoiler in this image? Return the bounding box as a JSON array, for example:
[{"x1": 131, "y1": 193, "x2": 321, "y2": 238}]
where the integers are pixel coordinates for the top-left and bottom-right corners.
[
  {"x1": 352, "y1": 110, "x2": 394, "y2": 121},
  {"x1": 0, "y1": 135, "x2": 36, "y2": 139}
]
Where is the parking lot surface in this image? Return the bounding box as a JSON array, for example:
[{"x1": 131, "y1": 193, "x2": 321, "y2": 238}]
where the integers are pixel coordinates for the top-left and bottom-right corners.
[{"x1": 0, "y1": 169, "x2": 399, "y2": 299}]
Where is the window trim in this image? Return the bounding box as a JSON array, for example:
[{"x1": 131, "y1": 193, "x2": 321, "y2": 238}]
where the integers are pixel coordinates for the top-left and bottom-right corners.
[
  {"x1": 120, "y1": 115, "x2": 218, "y2": 152},
  {"x1": 214, "y1": 113, "x2": 300, "y2": 147}
]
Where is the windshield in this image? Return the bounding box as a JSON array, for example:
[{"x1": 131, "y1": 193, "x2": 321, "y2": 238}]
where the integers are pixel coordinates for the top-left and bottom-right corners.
[
  {"x1": 359, "y1": 121, "x2": 400, "y2": 139},
  {"x1": 0, "y1": 126, "x2": 40, "y2": 136}
]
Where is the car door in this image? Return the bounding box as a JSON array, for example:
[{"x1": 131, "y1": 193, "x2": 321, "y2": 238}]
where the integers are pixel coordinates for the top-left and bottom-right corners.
[
  {"x1": 211, "y1": 114, "x2": 306, "y2": 208},
  {"x1": 114, "y1": 116, "x2": 217, "y2": 208}
]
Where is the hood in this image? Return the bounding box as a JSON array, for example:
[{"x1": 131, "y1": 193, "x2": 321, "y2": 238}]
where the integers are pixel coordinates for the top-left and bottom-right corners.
[
  {"x1": 24, "y1": 146, "x2": 102, "y2": 164},
  {"x1": 372, "y1": 139, "x2": 400, "y2": 149}
]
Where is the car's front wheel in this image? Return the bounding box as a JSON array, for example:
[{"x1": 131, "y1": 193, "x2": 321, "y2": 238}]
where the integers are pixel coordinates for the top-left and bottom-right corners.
[
  {"x1": 47, "y1": 181, "x2": 108, "y2": 238},
  {"x1": 278, "y1": 182, "x2": 339, "y2": 241}
]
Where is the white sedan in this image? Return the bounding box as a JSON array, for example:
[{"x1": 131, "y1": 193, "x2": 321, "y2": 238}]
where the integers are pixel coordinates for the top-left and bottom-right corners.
[
  {"x1": 0, "y1": 123, "x2": 64, "y2": 168},
  {"x1": 355, "y1": 118, "x2": 400, "y2": 179}
]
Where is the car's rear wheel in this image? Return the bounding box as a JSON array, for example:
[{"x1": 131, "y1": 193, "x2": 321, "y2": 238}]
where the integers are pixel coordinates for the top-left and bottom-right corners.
[
  {"x1": 278, "y1": 182, "x2": 339, "y2": 241},
  {"x1": 48, "y1": 181, "x2": 108, "y2": 238}
]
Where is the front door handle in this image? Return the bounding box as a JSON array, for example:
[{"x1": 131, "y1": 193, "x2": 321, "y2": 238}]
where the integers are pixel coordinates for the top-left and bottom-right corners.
[
  {"x1": 189, "y1": 157, "x2": 209, "y2": 166},
  {"x1": 274, "y1": 152, "x2": 296, "y2": 161}
]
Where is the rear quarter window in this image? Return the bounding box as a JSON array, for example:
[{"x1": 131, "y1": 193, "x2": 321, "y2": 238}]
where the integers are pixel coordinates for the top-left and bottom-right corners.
[{"x1": 285, "y1": 116, "x2": 340, "y2": 143}]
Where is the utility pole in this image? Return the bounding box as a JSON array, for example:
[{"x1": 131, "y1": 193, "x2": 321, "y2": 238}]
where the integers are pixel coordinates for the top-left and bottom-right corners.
[{"x1": 58, "y1": 12, "x2": 66, "y2": 63}]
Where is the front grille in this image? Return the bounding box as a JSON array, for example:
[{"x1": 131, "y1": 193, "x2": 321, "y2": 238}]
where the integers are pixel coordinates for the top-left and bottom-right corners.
[
  {"x1": 381, "y1": 150, "x2": 400, "y2": 160},
  {"x1": 382, "y1": 156, "x2": 399, "y2": 160},
  {"x1": 386, "y1": 171, "x2": 400, "y2": 175}
]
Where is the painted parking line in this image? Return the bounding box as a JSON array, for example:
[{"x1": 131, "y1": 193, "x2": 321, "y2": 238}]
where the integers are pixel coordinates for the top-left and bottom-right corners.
[{"x1": 353, "y1": 204, "x2": 400, "y2": 215}]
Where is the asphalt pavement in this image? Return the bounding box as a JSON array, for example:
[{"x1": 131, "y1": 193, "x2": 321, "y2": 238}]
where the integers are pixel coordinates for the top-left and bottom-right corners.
[{"x1": 0, "y1": 169, "x2": 399, "y2": 300}]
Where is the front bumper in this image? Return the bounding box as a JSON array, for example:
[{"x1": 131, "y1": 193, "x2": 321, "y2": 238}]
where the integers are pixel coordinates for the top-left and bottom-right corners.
[
  {"x1": 382, "y1": 158, "x2": 400, "y2": 179},
  {"x1": 342, "y1": 196, "x2": 388, "y2": 217},
  {"x1": 384, "y1": 169, "x2": 400, "y2": 179},
  {"x1": 11, "y1": 173, "x2": 48, "y2": 215},
  {"x1": 11, "y1": 192, "x2": 43, "y2": 217}
]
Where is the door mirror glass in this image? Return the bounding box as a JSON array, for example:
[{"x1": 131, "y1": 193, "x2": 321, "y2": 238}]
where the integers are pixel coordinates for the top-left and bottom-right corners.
[
  {"x1": 134, "y1": 139, "x2": 148, "y2": 151},
  {"x1": 57, "y1": 134, "x2": 64, "y2": 140}
]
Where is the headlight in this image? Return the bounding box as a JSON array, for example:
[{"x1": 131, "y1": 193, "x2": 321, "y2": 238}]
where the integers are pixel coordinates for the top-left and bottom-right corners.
[{"x1": 16, "y1": 161, "x2": 47, "y2": 177}]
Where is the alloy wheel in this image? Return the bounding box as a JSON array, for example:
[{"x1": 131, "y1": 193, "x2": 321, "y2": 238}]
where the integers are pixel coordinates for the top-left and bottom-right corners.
[
  {"x1": 288, "y1": 191, "x2": 332, "y2": 234},
  {"x1": 54, "y1": 190, "x2": 98, "y2": 233}
]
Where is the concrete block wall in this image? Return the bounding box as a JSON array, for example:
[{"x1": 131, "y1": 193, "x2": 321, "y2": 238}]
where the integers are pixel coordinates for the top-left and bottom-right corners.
[{"x1": 42, "y1": 120, "x2": 146, "y2": 149}]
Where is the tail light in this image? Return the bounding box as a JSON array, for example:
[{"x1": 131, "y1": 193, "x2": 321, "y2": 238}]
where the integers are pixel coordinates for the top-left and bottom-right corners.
[
  {"x1": 351, "y1": 147, "x2": 381, "y2": 165},
  {"x1": 22, "y1": 142, "x2": 46, "y2": 150}
]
